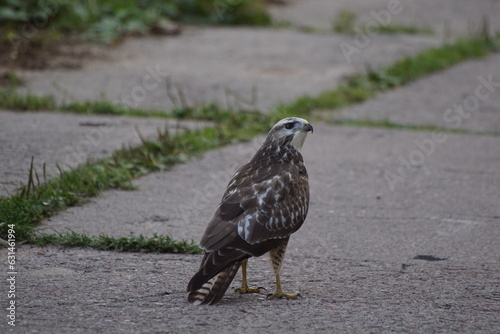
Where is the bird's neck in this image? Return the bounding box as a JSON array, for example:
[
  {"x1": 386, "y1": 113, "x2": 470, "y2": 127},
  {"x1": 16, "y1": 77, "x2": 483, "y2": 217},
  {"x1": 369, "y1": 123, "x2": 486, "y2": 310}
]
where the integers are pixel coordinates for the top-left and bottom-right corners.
[{"x1": 258, "y1": 139, "x2": 301, "y2": 164}]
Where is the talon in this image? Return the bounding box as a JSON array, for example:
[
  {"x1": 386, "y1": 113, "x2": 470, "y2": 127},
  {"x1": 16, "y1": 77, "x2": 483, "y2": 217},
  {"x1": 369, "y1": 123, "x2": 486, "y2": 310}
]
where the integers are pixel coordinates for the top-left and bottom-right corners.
[
  {"x1": 266, "y1": 291, "x2": 301, "y2": 300},
  {"x1": 234, "y1": 286, "x2": 266, "y2": 294}
]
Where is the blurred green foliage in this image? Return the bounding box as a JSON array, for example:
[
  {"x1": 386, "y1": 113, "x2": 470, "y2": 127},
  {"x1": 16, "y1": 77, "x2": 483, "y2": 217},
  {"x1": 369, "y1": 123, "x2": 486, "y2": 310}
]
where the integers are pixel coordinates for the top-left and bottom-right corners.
[{"x1": 0, "y1": 0, "x2": 270, "y2": 43}]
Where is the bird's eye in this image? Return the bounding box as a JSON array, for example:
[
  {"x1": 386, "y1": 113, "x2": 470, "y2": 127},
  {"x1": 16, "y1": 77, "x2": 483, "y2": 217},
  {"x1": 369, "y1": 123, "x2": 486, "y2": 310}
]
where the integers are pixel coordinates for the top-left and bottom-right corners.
[{"x1": 284, "y1": 122, "x2": 294, "y2": 130}]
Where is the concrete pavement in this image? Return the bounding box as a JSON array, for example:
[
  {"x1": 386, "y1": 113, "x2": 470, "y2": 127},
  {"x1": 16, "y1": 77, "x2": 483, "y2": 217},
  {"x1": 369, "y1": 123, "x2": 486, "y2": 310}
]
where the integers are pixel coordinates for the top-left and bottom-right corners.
[
  {"x1": 335, "y1": 53, "x2": 500, "y2": 133},
  {"x1": 268, "y1": 0, "x2": 500, "y2": 37},
  {"x1": 0, "y1": 112, "x2": 208, "y2": 197},
  {"x1": 3, "y1": 122, "x2": 499, "y2": 333},
  {"x1": 16, "y1": 27, "x2": 438, "y2": 111},
  {"x1": 1, "y1": 1, "x2": 500, "y2": 333}
]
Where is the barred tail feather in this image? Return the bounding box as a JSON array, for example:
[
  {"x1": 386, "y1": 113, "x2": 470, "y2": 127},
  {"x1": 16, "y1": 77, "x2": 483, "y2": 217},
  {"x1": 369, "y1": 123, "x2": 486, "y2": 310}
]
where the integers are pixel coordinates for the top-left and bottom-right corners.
[{"x1": 188, "y1": 261, "x2": 242, "y2": 305}]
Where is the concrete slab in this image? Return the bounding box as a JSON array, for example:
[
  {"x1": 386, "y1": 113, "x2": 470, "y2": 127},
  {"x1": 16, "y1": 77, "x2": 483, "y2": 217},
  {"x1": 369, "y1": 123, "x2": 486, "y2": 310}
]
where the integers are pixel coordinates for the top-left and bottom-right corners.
[
  {"x1": 3, "y1": 123, "x2": 499, "y2": 332},
  {"x1": 0, "y1": 244, "x2": 497, "y2": 333},
  {"x1": 1, "y1": 2, "x2": 499, "y2": 332},
  {"x1": 0, "y1": 111, "x2": 207, "y2": 197},
  {"x1": 269, "y1": 0, "x2": 500, "y2": 37},
  {"x1": 333, "y1": 53, "x2": 500, "y2": 133},
  {"x1": 15, "y1": 27, "x2": 439, "y2": 112}
]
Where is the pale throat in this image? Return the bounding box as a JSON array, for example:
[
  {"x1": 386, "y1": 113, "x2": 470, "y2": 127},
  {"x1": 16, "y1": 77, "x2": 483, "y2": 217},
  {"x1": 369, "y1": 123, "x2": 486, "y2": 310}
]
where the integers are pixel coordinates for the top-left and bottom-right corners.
[{"x1": 290, "y1": 132, "x2": 308, "y2": 150}]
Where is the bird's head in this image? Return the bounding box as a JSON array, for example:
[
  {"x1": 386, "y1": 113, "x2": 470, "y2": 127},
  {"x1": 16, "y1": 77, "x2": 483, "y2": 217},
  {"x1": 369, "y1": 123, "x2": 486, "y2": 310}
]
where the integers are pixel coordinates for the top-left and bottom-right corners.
[{"x1": 266, "y1": 117, "x2": 313, "y2": 150}]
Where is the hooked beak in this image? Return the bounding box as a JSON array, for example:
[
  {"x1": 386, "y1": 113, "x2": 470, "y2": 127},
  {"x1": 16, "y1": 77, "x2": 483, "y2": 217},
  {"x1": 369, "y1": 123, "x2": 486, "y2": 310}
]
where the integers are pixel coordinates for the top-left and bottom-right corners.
[{"x1": 302, "y1": 123, "x2": 313, "y2": 133}]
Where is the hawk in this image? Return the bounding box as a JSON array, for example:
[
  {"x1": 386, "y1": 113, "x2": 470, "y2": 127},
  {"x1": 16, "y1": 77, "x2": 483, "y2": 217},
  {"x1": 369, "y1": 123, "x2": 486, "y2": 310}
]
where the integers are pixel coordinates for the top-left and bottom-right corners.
[{"x1": 187, "y1": 117, "x2": 313, "y2": 305}]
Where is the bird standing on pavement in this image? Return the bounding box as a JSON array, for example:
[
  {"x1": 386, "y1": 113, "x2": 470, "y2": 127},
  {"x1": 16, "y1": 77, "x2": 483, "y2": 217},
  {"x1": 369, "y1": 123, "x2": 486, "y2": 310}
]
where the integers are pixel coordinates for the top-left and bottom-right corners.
[{"x1": 187, "y1": 117, "x2": 313, "y2": 305}]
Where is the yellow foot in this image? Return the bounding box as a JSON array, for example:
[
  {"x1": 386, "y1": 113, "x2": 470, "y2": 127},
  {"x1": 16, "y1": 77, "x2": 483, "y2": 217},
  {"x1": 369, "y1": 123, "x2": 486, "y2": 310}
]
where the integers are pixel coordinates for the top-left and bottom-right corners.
[
  {"x1": 267, "y1": 291, "x2": 302, "y2": 300},
  {"x1": 233, "y1": 286, "x2": 266, "y2": 294}
]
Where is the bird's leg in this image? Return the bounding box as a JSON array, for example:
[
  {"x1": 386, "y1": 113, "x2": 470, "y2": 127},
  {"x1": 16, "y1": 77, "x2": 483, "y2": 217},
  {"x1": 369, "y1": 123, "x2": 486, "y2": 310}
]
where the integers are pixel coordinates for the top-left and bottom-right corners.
[
  {"x1": 267, "y1": 238, "x2": 301, "y2": 300},
  {"x1": 268, "y1": 272, "x2": 300, "y2": 299},
  {"x1": 234, "y1": 259, "x2": 265, "y2": 294}
]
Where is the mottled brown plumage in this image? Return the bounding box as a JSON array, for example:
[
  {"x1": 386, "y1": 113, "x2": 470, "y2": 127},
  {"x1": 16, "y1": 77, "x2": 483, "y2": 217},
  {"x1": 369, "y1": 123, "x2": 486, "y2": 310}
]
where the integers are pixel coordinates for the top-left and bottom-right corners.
[{"x1": 187, "y1": 117, "x2": 313, "y2": 305}]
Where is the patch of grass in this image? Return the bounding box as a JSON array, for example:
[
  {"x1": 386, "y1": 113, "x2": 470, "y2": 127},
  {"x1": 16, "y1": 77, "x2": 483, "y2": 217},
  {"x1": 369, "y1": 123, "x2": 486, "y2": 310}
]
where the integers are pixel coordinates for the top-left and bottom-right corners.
[
  {"x1": 383, "y1": 38, "x2": 492, "y2": 85},
  {"x1": 32, "y1": 230, "x2": 202, "y2": 254},
  {"x1": 332, "y1": 10, "x2": 357, "y2": 33},
  {"x1": 332, "y1": 10, "x2": 433, "y2": 35},
  {"x1": 60, "y1": 100, "x2": 169, "y2": 118},
  {"x1": 377, "y1": 23, "x2": 433, "y2": 35},
  {"x1": 0, "y1": 87, "x2": 168, "y2": 116},
  {"x1": 0, "y1": 157, "x2": 135, "y2": 233},
  {"x1": 1, "y1": 0, "x2": 271, "y2": 44},
  {"x1": 1, "y1": 35, "x2": 498, "y2": 252},
  {"x1": 0, "y1": 88, "x2": 56, "y2": 111}
]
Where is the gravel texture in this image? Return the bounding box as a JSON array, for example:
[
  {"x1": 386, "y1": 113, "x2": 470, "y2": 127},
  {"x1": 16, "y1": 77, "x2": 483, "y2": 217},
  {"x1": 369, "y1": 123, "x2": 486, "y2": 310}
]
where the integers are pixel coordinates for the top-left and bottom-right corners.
[
  {"x1": 3, "y1": 123, "x2": 499, "y2": 333},
  {"x1": 1, "y1": 1, "x2": 499, "y2": 333}
]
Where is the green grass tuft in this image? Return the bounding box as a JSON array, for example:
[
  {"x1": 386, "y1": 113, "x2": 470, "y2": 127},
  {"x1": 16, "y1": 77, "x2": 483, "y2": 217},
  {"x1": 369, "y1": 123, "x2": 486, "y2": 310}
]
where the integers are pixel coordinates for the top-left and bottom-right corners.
[
  {"x1": 0, "y1": 89, "x2": 56, "y2": 110},
  {"x1": 32, "y1": 230, "x2": 202, "y2": 253},
  {"x1": 60, "y1": 100, "x2": 169, "y2": 118},
  {"x1": 332, "y1": 10, "x2": 433, "y2": 35},
  {"x1": 332, "y1": 10, "x2": 357, "y2": 33},
  {"x1": 377, "y1": 23, "x2": 433, "y2": 35},
  {"x1": 384, "y1": 39, "x2": 491, "y2": 85},
  {"x1": 1, "y1": 0, "x2": 270, "y2": 44}
]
